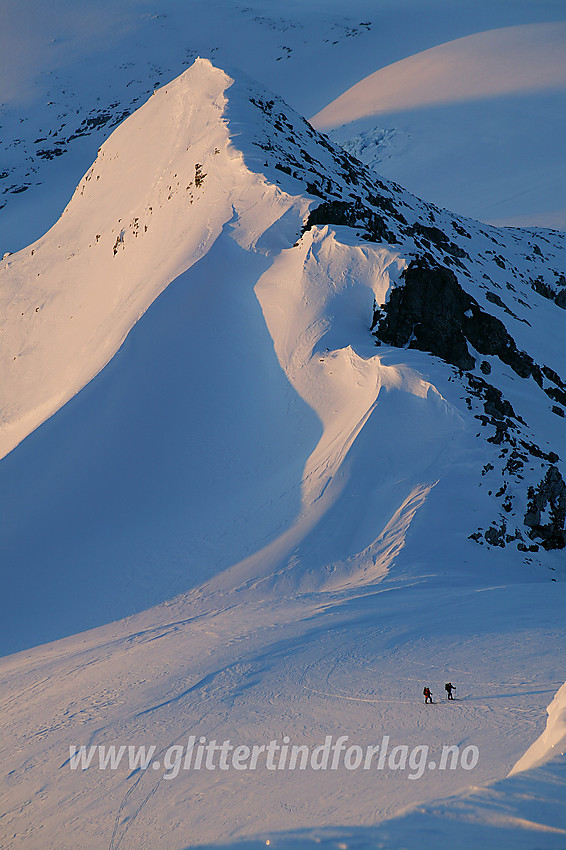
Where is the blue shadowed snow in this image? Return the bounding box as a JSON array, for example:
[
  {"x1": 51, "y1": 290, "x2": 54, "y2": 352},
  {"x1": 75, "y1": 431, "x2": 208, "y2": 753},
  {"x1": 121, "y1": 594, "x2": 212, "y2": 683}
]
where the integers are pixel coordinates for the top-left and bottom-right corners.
[{"x1": 0, "y1": 227, "x2": 321, "y2": 654}]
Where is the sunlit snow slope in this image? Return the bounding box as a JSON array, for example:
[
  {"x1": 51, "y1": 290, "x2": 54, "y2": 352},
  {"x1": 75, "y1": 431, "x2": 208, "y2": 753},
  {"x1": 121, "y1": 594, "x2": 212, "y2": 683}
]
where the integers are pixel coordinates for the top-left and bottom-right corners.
[
  {"x1": 313, "y1": 23, "x2": 566, "y2": 228},
  {"x1": 3, "y1": 56, "x2": 565, "y2": 654},
  {"x1": 3, "y1": 0, "x2": 566, "y2": 256},
  {"x1": 1, "y1": 57, "x2": 565, "y2": 850}
]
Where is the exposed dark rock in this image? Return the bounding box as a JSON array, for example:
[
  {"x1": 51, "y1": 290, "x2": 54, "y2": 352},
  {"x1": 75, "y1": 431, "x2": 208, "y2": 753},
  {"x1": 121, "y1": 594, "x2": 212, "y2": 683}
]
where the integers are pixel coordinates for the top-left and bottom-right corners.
[
  {"x1": 530, "y1": 274, "x2": 566, "y2": 309},
  {"x1": 545, "y1": 386, "x2": 566, "y2": 406},
  {"x1": 66, "y1": 112, "x2": 114, "y2": 141},
  {"x1": 409, "y1": 222, "x2": 469, "y2": 258},
  {"x1": 194, "y1": 163, "x2": 206, "y2": 188},
  {"x1": 525, "y1": 467, "x2": 566, "y2": 549},
  {"x1": 468, "y1": 375, "x2": 517, "y2": 432},
  {"x1": 485, "y1": 520, "x2": 506, "y2": 547},
  {"x1": 531, "y1": 275, "x2": 556, "y2": 300},
  {"x1": 305, "y1": 181, "x2": 325, "y2": 198},
  {"x1": 372, "y1": 257, "x2": 544, "y2": 384},
  {"x1": 485, "y1": 290, "x2": 519, "y2": 319},
  {"x1": 519, "y1": 441, "x2": 559, "y2": 463},
  {"x1": 366, "y1": 190, "x2": 405, "y2": 221},
  {"x1": 506, "y1": 528, "x2": 523, "y2": 544},
  {"x1": 35, "y1": 147, "x2": 66, "y2": 160},
  {"x1": 303, "y1": 199, "x2": 397, "y2": 243},
  {"x1": 483, "y1": 382, "x2": 515, "y2": 421},
  {"x1": 542, "y1": 365, "x2": 565, "y2": 387},
  {"x1": 486, "y1": 423, "x2": 510, "y2": 445},
  {"x1": 466, "y1": 308, "x2": 535, "y2": 378},
  {"x1": 451, "y1": 220, "x2": 471, "y2": 239},
  {"x1": 372, "y1": 258, "x2": 476, "y2": 369},
  {"x1": 504, "y1": 450, "x2": 525, "y2": 474}
]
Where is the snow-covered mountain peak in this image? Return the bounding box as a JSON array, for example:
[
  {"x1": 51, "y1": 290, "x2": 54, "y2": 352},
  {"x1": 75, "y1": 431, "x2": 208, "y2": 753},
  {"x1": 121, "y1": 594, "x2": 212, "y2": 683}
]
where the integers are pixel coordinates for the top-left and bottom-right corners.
[
  {"x1": 0, "y1": 56, "x2": 415, "y2": 461},
  {"x1": 0, "y1": 59, "x2": 295, "y2": 459},
  {"x1": 1, "y1": 58, "x2": 565, "y2": 659},
  {"x1": 65, "y1": 57, "x2": 233, "y2": 215},
  {"x1": 2, "y1": 47, "x2": 566, "y2": 850}
]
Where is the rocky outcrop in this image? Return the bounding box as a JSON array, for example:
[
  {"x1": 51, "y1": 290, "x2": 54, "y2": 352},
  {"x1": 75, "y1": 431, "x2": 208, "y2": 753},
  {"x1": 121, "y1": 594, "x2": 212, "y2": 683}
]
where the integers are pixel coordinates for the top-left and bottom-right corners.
[
  {"x1": 525, "y1": 467, "x2": 566, "y2": 550},
  {"x1": 302, "y1": 198, "x2": 401, "y2": 244},
  {"x1": 372, "y1": 258, "x2": 475, "y2": 368},
  {"x1": 408, "y1": 221, "x2": 469, "y2": 259},
  {"x1": 372, "y1": 256, "x2": 538, "y2": 378},
  {"x1": 530, "y1": 274, "x2": 566, "y2": 310},
  {"x1": 372, "y1": 255, "x2": 566, "y2": 550}
]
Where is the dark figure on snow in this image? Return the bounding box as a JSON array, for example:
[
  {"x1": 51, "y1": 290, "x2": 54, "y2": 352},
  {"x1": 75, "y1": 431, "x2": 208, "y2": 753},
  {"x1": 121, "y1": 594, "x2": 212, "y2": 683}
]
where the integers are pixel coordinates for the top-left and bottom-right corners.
[
  {"x1": 445, "y1": 682, "x2": 455, "y2": 700},
  {"x1": 423, "y1": 686, "x2": 433, "y2": 704}
]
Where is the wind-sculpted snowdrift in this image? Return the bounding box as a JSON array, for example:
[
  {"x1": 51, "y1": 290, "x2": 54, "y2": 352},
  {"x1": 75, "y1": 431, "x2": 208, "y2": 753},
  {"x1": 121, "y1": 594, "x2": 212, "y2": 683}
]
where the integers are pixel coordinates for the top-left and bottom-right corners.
[
  {"x1": 1, "y1": 58, "x2": 565, "y2": 653},
  {"x1": 511, "y1": 680, "x2": 566, "y2": 775},
  {"x1": 1, "y1": 58, "x2": 565, "y2": 850}
]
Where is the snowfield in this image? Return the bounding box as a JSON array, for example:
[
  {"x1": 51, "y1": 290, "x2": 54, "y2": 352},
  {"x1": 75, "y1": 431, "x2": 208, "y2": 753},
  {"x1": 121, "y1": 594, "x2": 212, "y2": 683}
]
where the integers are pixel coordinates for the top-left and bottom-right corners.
[
  {"x1": 1, "y1": 4, "x2": 565, "y2": 849},
  {"x1": 313, "y1": 22, "x2": 566, "y2": 229}
]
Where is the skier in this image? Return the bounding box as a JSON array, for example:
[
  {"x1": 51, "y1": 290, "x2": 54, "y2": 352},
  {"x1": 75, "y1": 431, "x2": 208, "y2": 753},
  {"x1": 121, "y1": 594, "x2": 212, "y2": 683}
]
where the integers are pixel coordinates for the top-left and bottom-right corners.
[
  {"x1": 423, "y1": 686, "x2": 433, "y2": 704},
  {"x1": 445, "y1": 682, "x2": 455, "y2": 700}
]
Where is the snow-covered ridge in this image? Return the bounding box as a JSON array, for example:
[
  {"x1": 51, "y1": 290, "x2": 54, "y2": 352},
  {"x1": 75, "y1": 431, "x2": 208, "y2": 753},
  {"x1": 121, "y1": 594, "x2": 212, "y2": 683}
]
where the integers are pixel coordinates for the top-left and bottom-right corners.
[
  {"x1": 224, "y1": 66, "x2": 566, "y2": 554},
  {"x1": 311, "y1": 22, "x2": 566, "y2": 229},
  {"x1": 1, "y1": 54, "x2": 566, "y2": 850},
  {"x1": 312, "y1": 23, "x2": 566, "y2": 127},
  {"x1": 511, "y1": 680, "x2": 566, "y2": 775},
  {"x1": 3, "y1": 56, "x2": 565, "y2": 565},
  {"x1": 0, "y1": 59, "x2": 295, "y2": 460},
  {"x1": 2, "y1": 58, "x2": 566, "y2": 639}
]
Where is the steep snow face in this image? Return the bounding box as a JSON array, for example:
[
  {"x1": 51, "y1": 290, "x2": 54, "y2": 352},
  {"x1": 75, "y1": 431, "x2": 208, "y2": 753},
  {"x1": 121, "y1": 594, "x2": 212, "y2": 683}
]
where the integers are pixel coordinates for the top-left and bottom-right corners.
[
  {"x1": 251, "y1": 226, "x2": 460, "y2": 592},
  {"x1": 511, "y1": 680, "x2": 566, "y2": 775},
  {"x1": 0, "y1": 57, "x2": 462, "y2": 651},
  {"x1": 4, "y1": 1, "x2": 566, "y2": 258},
  {"x1": 1, "y1": 57, "x2": 566, "y2": 850},
  {"x1": 2, "y1": 57, "x2": 566, "y2": 656},
  {"x1": 0, "y1": 59, "x2": 297, "y2": 460},
  {"x1": 0, "y1": 59, "x2": 322, "y2": 651}
]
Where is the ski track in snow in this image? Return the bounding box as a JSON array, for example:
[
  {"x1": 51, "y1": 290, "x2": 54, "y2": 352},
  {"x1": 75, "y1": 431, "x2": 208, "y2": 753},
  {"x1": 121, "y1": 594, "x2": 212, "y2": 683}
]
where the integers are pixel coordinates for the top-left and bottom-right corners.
[
  {"x1": 2, "y1": 576, "x2": 565, "y2": 848},
  {"x1": 1, "y1": 4, "x2": 566, "y2": 848}
]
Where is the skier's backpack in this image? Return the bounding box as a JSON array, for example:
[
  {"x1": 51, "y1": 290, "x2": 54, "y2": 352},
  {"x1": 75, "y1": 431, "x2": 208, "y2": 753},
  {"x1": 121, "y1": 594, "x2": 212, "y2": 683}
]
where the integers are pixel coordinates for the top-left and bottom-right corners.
[{"x1": 423, "y1": 687, "x2": 429, "y2": 696}]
